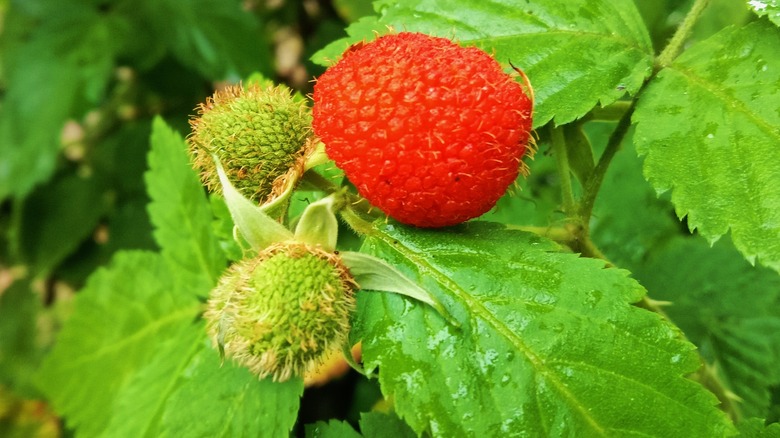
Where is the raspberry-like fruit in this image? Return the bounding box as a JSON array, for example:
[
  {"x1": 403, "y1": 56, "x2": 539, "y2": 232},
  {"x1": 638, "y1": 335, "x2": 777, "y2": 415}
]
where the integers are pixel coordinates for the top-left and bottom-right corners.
[
  {"x1": 189, "y1": 83, "x2": 312, "y2": 204},
  {"x1": 204, "y1": 241, "x2": 357, "y2": 381},
  {"x1": 312, "y1": 32, "x2": 533, "y2": 227}
]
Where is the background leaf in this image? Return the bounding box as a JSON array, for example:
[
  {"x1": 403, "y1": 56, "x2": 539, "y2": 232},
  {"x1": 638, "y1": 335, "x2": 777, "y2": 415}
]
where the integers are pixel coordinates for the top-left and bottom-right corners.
[
  {"x1": 359, "y1": 411, "x2": 416, "y2": 438},
  {"x1": 36, "y1": 251, "x2": 200, "y2": 437},
  {"x1": 738, "y1": 418, "x2": 780, "y2": 437},
  {"x1": 0, "y1": 280, "x2": 43, "y2": 396},
  {"x1": 306, "y1": 420, "x2": 362, "y2": 438},
  {"x1": 135, "y1": 0, "x2": 272, "y2": 79},
  {"x1": 0, "y1": 2, "x2": 115, "y2": 200},
  {"x1": 145, "y1": 117, "x2": 227, "y2": 292},
  {"x1": 749, "y1": 0, "x2": 780, "y2": 26},
  {"x1": 592, "y1": 120, "x2": 780, "y2": 420},
  {"x1": 590, "y1": 124, "x2": 680, "y2": 268},
  {"x1": 353, "y1": 222, "x2": 732, "y2": 436},
  {"x1": 12, "y1": 173, "x2": 110, "y2": 276},
  {"x1": 312, "y1": 0, "x2": 654, "y2": 126},
  {"x1": 633, "y1": 20, "x2": 780, "y2": 273},
  {"x1": 631, "y1": 236, "x2": 780, "y2": 420}
]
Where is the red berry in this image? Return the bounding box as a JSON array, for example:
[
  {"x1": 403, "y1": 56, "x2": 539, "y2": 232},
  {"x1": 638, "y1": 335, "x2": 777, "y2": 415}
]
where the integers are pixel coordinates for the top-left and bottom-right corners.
[{"x1": 312, "y1": 32, "x2": 533, "y2": 228}]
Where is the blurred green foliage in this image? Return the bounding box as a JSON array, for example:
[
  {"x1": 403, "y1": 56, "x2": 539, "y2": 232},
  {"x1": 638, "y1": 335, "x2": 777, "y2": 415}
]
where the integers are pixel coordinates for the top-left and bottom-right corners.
[{"x1": 0, "y1": 0, "x2": 350, "y2": 434}]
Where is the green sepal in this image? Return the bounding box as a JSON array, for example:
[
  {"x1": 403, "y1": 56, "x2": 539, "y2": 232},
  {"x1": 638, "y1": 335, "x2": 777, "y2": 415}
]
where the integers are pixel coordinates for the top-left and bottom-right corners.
[
  {"x1": 213, "y1": 154, "x2": 293, "y2": 251},
  {"x1": 340, "y1": 251, "x2": 460, "y2": 328},
  {"x1": 294, "y1": 193, "x2": 344, "y2": 251},
  {"x1": 303, "y1": 141, "x2": 331, "y2": 172},
  {"x1": 259, "y1": 170, "x2": 297, "y2": 221}
]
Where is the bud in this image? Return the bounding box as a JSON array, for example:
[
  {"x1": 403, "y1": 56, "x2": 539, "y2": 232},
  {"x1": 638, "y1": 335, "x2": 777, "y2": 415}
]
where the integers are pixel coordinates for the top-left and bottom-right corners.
[
  {"x1": 205, "y1": 241, "x2": 357, "y2": 381},
  {"x1": 188, "y1": 83, "x2": 312, "y2": 204}
]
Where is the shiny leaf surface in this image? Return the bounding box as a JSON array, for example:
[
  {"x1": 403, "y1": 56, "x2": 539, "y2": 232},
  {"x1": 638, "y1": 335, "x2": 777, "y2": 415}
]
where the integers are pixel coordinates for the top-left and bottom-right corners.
[
  {"x1": 633, "y1": 21, "x2": 780, "y2": 273},
  {"x1": 354, "y1": 222, "x2": 732, "y2": 436}
]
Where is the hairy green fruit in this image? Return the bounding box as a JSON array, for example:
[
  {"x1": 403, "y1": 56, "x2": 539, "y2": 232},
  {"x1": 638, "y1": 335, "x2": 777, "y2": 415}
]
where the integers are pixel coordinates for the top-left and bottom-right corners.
[
  {"x1": 189, "y1": 83, "x2": 312, "y2": 203},
  {"x1": 204, "y1": 242, "x2": 357, "y2": 381}
]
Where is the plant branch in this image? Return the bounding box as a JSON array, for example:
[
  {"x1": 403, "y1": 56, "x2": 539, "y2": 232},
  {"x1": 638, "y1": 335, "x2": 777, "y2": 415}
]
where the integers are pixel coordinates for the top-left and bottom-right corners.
[
  {"x1": 549, "y1": 125, "x2": 576, "y2": 215},
  {"x1": 582, "y1": 100, "x2": 631, "y2": 122},
  {"x1": 300, "y1": 170, "x2": 341, "y2": 193},
  {"x1": 577, "y1": 104, "x2": 635, "y2": 228},
  {"x1": 657, "y1": 0, "x2": 710, "y2": 68}
]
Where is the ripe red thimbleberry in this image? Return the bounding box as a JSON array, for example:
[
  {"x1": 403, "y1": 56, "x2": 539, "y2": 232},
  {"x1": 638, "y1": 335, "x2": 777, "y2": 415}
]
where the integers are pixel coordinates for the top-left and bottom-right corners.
[{"x1": 312, "y1": 32, "x2": 533, "y2": 228}]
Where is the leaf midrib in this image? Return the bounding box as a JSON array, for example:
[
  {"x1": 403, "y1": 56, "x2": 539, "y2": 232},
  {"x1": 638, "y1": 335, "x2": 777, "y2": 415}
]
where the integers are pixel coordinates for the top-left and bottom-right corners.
[{"x1": 56, "y1": 303, "x2": 201, "y2": 370}]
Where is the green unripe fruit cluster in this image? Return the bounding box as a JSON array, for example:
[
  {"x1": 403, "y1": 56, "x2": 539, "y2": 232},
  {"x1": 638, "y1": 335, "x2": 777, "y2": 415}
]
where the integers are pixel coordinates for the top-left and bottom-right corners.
[
  {"x1": 205, "y1": 242, "x2": 357, "y2": 381},
  {"x1": 189, "y1": 83, "x2": 312, "y2": 203}
]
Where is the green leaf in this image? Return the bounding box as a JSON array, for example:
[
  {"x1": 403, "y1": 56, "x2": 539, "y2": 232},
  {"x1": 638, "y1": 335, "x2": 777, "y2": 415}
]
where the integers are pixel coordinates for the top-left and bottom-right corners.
[
  {"x1": 159, "y1": 345, "x2": 302, "y2": 438},
  {"x1": 359, "y1": 412, "x2": 416, "y2": 438},
  {"x1": 749, "y1": 0, "x2": 780, "y2": 26},
  {"x1": 631, "y1": 236, "x2": 780, "y2": 420},
  {"x1": 0, "y1": 280, "x2": 42, "y2": 395},
  {"x1": 738, "y1": 418, "x2": 780, "y2": 437},
  {"x1": 106, "y1": 333, "x2": 303, "y2": 438},
  {"x1": 146, "y1": 117, "x2": 227, "y2": 291},
  {"x1": 102, "y1": 321, "x2": 204, "y2": 437},
  {"x1": 633, "y1": 20, "x2": 780, "y2": 273},
  {"x1": 139, "y1": 0, "x2": 272, "y2": 79},
  {"x1": 590, "y1": 125, "x2": 681, "y2": 268},
  {"x1": 13, "y1": 173, "x2": 109, "y2": 275},
  {"x1": 0, "y1": 3, "x2": 115, "y2": 200},
  {"x1": 36, "y1": 251, "x2": 201, "y2": 437},
  {"x1": 37, "y1": 250, "x2": 302, "y2": 437},
  {"x1": 353, "y1": 222, "x2": 733, "y2": 436},
  {"x1": 312, "y1": 0, "x2": 654, "y2": 126},
  {"x1": 306, "y1": 420, "x2": 362, "y2": 438}
]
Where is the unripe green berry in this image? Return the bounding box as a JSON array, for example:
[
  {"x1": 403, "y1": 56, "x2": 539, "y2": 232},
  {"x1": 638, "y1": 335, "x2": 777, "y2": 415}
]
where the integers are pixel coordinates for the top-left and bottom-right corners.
[
  {"x1": 189, "y1": 83, "x2": 312, "y2": 203},
  {"x1": 205, "y1": 242, "x2": 357, "y2": 381}
]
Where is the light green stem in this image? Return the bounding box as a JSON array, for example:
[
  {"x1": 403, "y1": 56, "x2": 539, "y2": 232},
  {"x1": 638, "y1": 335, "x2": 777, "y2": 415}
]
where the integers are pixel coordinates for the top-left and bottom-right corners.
[
  {"x1": 550, "y1": 125, "x2": 576, "y2": 215},
  {"x1": 657, "y1": 0, "x2": 710, "y2": 68}
]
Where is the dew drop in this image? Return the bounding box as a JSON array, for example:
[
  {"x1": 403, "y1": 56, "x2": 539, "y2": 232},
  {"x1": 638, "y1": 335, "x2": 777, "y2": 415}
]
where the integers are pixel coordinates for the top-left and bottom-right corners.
[{"x1": 584, "y1": 290, "x2": 603, "y2": 307}]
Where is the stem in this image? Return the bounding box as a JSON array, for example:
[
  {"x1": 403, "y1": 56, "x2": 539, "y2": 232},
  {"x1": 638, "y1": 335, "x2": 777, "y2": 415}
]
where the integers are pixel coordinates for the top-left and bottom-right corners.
[
  {"x1": 300, "y1": 170, "x2": 341, "y2": 193},
  {"x1": 657, "y1": 0, "x2": 710, "y2": 68},
  {"x1": 577, "y1": 104, "x2": 635, "y2": 228},
  {"x1": 691, "y1": 362, "x2": 741, "y2": 422},
  {"x1": 582, "y1": 100, "x2": 631, "y2": 122},
  {"x1": 550, "y1": 125, "x2": 576, "y2": 215}
]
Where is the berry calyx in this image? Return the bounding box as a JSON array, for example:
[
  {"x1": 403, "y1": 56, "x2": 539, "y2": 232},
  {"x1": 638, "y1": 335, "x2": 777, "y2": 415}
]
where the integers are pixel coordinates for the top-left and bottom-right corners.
[
  {"x1": 204, "y1": 241, "x2": 357, "y2": 381},
  {"x1": 189, "y1": 83, "x2": 312, "y2": 204},
  {"x1": 312, "y1": 32, "x2": 533, "y2": 228}
]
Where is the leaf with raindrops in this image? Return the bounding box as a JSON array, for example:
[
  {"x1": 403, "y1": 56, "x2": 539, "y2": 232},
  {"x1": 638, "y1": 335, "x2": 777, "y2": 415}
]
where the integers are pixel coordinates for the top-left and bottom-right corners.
[
  {"x1": 633, "y1": 20, "x2": 780, "y2": 274},
  {"x1": 353, "y1": 222, "x2": 734, "y2": 437}
]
